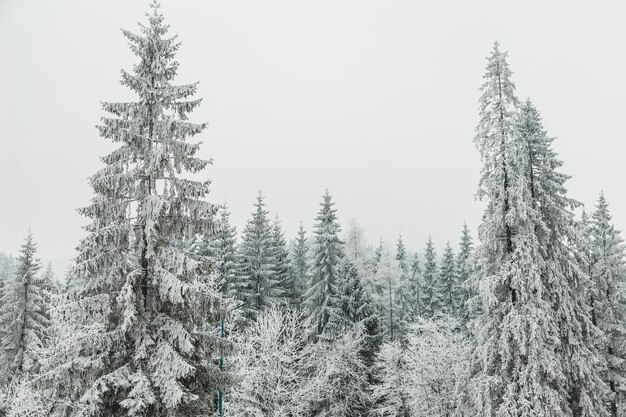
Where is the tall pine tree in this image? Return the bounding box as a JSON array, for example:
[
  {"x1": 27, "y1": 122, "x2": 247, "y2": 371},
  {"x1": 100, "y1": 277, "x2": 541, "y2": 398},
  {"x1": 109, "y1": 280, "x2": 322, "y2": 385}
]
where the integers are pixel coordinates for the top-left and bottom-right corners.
[
  {"x1": 235, "y1": 192, "x2": 281, "y2": 315},
  {"x1": 291, "y1": 223, "x2": 310, "y2": 309},
  {"x1": 338, "y1": 259, "x2": 382, "y2": 377},
  {"x1": 45, "y1": 4, "x2": 225, "y2": 415},
  {"x1": 394, "y1": 235, "x2": 412, "y2": 338},
  {"x1": 0, "y1": 233, "x2": 48, "y2": 380},
  {"x1": 409, "y1": 253, "x2": 423, "y2": 318},
  {"x1": 205, "y1": 204, "x2": 237, "y2": 298},
  {"x1": 518, "y1": 99, "x2": 606, "y2": 416},
  {"x1": 456, "y1": 222, "x2": 474, "y2": 320},
  {"x1": 270, "y1": 216, "x2": 295, "y2": 305},
  {"x1": 460, "y1": 43, "x2": 570, "y2": 416},
  {"x1": 303, "y1": 190, "x2": 344, "y2": 342},
  {"x1": 588, "y1": 193, "x2": 626, "y2": 416},
  {"x1": 439, "y1": 242, "x2": 457, "y2": 315},
  {"x1": 420, "y1": 236, "x2": 440, "y2": 317}
]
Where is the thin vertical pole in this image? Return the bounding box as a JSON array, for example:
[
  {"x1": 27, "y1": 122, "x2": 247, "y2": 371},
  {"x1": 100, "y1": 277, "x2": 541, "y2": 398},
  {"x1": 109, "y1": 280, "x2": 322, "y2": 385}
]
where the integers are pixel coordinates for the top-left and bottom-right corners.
[{"x1": 219, "y1": 316, "x2": 224, "y2": 416}]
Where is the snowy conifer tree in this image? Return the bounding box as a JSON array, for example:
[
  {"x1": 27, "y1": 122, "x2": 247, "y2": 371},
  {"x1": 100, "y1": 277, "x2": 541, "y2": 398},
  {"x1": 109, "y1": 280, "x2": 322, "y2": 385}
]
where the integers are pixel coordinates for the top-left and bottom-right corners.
[
  {"x1": 211, "y1": 205, "x2": 238, "y2": 297},
  {"x1": 459, "y1": 44, "x2": 573, "y2": 416},
  {"x1": 291, "y1": 223, "x2": 310, "y2": 308},
  {"x1": 439, "y1": 242, "x2": 457, "y2": 315},
  {"x1": 588, "y1": 193, "x2": 626, "y2": 416},
  {"x1": 0, "y1": 233, "x2": 48, "y2": 381},
  {"x1": 394, "y1": 235, "x2": 412, "y2": 337},
  {"x1": 270, "y1": 216, "x2": 295, "y2": 305},
  {"x1": 370, "y1": 238, "x2": 384, "y2": 276},
  {"x1": 409, "y1": 253, "x2": 423, "y2": 318},
  {"x1": 456, "y1": 222, "x2": 473, "y2": 320},
  {"x1": 420, "y1": 236, "x2": 440, "y2": 317},
  {"x1": 339, "y1": 259, "x2": 382, "y2": 374},
  {"x1": 42, "y1": 4, "x2": 226, "y2": 415},
  {"x1": 517, "y1": 98, "x2": 607, "y2": 416},
  {"x1": 235, "y1": 192, "x2": 281, "y2": 315},
  {"x1": 303, "y1": 190, "x2": 344, "y2": 341}
]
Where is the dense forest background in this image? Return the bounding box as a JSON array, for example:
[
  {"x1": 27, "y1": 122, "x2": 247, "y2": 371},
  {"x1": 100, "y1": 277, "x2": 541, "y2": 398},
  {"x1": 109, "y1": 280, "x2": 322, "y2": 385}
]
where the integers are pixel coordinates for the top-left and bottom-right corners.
[{"x1": 1, "y1": 3, "x2": 625, "y2": 417}]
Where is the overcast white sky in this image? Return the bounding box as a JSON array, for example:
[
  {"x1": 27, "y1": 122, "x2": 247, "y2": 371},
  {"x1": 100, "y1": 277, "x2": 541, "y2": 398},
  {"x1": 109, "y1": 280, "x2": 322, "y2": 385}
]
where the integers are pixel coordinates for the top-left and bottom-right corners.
[{"x1": 1, "y1": 0, "x2": 625, "y2": 276}]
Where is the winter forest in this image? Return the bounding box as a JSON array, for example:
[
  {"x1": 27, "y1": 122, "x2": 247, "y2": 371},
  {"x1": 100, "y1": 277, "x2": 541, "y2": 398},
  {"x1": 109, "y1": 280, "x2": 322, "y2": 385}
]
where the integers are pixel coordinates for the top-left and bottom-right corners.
[{"x1": 1, "y1": 2, "x2": 626, "y2": 417}]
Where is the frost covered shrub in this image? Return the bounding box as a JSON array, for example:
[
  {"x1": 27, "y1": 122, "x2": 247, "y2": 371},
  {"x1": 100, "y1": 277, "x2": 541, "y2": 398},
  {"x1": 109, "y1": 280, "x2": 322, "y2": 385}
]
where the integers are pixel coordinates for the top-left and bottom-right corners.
[{"x1": 226, "y1": 308, "x2": 306, "y2": 417}]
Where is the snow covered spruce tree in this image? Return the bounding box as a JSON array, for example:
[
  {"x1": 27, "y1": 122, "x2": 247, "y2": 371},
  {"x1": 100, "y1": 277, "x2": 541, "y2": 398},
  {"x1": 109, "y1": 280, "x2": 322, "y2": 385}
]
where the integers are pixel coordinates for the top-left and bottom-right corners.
[
  {"x1": 0, "y1": 232, "x2": 49, "y2": 383},
  {"x1": 438, "y1": 242, "x2": 458, "y2": 315},
  {"x1": 338, "y1": 258, "x2": 382, "y2": 375},
  {"x1": 369, "y1": 238, "x2": 384, "y2": 276},
  {"x1": 291, "y1": 223, "x2": 310, "y2": 308},
  {"x1": 303, "y1": 190, "x2": 344, "y2": 341},
  {"x1": 456, "y1": 222, "x2": 473, "y2": 321},
  {"x1": 44, "y1": 4, "x2": 226, "y2": 415},
  {"x1": 459, "y1": 43, "x2": 571, "y2": 416},
  {"x1": 194, "y1": 204, "x2": 237, "y2": 297},
  {"x1": 420, "y1": 236, "x2": 440, "y2": 318},
  {"x1": 409, "y1": 253, "x2": 423, "y2": 318},
  {"x1": 394, "y1": 235, "x2": 412, "y2": 338},
  {"x1": 588, "y1": 192, "x2": 626, "y2": 416},
  {"x1": 270, "y1": 216, "x2": 295, "y2": 305},
  {"x1": 235, "y1": 192, "x2": 281, "y2": 317},
  {"x1": 517, "y1": 98, "x2": 606, "y2": 416}
]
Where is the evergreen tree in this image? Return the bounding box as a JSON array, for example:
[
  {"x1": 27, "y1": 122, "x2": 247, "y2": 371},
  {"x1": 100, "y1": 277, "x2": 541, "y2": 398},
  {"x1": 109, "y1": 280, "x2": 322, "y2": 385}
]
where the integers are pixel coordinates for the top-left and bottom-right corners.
[
  {"x1": 395, "y1": 235, "x2": 407, "y2": 271},
  {"x1": 0, "y1": 233, "x2": 48, "y2": 380},
  {"x1": 456, "y1": 222, "x2": 474, "y2": 320},
  {"x1": 438, "y1": 242, "x2": 457, "y2": 315},
  {"x1": 589, "y1": 193, "x2": 626, "y2": 416},
  {"x1": 394, "y1": 235, "x2": 412, "y2": 338},
  {"x1": 304, "y1": 190, "x2": 344, "y2": 341},
  {"x1": 339, "y1": 259, "x2": 382, "y2": 374},
  {"x1": 420, "y1": 236, "x2": 440, "y2": 317},
  {"x1": 208, "y1": 205, "x2": 238, "y2": 298},
  {"x1": 460, "y1": 43, "x2": 571, "y2": 416},
  {"x1": 43, "y1": 5, "x2": 225, "y2": 415},
  {"x1": 409, "y1": 253, "x2": 423, "y2": 318},
  {"x1": 370, "y1": 238, "x2": 384, "y2": 276},
  {"x1": 291, "y1": 223, "x2": 310, "y2": 308},
  {"x1": 270, "y1": 216, "x2": 295, "y2": 305},
  {"x1": 236, "y1": 192, "x2": 281, "y2": 315},
  {"x1": 518, "y1": 99, "x2": 606, "y2": 416}
]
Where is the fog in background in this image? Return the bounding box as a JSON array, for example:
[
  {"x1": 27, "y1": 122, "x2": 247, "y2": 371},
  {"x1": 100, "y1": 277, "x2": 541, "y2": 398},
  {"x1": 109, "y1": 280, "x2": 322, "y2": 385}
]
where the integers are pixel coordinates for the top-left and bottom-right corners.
[{"x1": 1, "y1": 0, "x2": 625, "y2": 277}]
